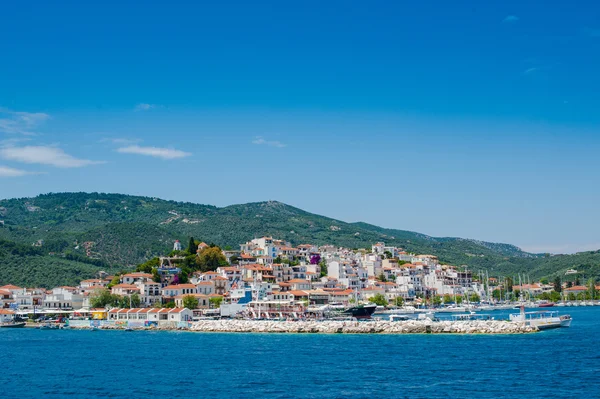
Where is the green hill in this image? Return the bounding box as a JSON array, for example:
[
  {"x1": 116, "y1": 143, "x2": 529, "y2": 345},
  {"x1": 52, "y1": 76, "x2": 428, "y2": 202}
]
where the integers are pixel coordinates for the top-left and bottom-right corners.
[{"x1": 0, "y1": 192, "x2": 598, "y2": 287}]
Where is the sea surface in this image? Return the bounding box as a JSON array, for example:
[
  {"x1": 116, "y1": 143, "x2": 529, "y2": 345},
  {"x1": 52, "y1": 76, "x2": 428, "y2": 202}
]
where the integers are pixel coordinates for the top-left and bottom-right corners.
[{"x1": 1, "y1": 307, "x2": 599, "y2": 399}]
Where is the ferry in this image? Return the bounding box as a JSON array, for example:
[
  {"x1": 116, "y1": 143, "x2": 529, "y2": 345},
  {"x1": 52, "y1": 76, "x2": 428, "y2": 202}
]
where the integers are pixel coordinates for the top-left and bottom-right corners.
[{"x1": 509, "y1": 309, "x2": 572, "y2": 330}]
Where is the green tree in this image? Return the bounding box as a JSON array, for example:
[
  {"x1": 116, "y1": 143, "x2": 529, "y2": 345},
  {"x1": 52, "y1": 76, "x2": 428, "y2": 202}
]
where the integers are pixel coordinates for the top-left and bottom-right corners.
[
  {"x1": 540, "y1": 277, "x2": 549, "y2": 285},
  {"x1": 107, "y1": 274, "x2": 121, "y2": 289},
  {"x1": 432, "y1": 295, "x2": 442, "y2": 306},
  {"x1": 443, "y1": 294, "x2": 453, "y2": 304},
  {"x1": 182, "y1": 295, "x2": 199, "y2": 309},
  {"x1": 188, "y1": 237, "x2": 197, "y2": 255},
  {"x1": 505, "y1": 277, "x2": 514, "y2": 293},
  {"x1": 378, "y1": 273, "x2": 387, "y2": 282},
  {"x1": 151, "y1": 267, "x2": 161, "y2": 283},
  {"x1": 553, "y1": 276, "x2": 562, "y2": 293},
  {"x1": 455, "y1": 295, "x2": 463, "y2": 305},
  {"x1": 468, "y1": 293, "x2": 480, "y2": 303},
  {"x1": 164, "y1": 301, "x2": 176, "y2": 308},
  {"x1": 575, "y1": 277, "x2": 581, "y2": 286},
  {"x1": 209, "y1": 296, "x2": 223, "y2": 308},
  {"x1": 197, "y1": 247, "x2": 228, "y2": 272},
  {"x1": 368, "y1": 293, "x2": 388, "y2": 306},
  {"x1": 394, "y1": 296, "x2": 404, "y2": 306},
  {"x1": 319, "y1": 260, "x2": 328, "y2": 277},
  {"x1": 588, "y1": 278, "x2": 597, "y2": 300},
  {"x1": 136, "y1": 257, "x2": 160, "y2": 273},
  {"x1": 89, "y1": 288, "x2": 120, "y2": 308},
  {"x1": 384, "y1": 251, "x2": 393, "y2": 259}
]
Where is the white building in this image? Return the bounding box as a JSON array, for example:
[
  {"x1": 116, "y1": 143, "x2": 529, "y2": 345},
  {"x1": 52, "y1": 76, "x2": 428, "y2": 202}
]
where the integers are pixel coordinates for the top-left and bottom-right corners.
[{"x1": 43, "y1": 287, "x2": 83, "y2": 310}]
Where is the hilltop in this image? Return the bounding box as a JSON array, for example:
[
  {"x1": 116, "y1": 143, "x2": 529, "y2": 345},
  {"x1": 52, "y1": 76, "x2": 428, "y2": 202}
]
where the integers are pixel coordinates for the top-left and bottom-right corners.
[{"x1": 0, "y1": 192, "x2": 598, "y2": 286}]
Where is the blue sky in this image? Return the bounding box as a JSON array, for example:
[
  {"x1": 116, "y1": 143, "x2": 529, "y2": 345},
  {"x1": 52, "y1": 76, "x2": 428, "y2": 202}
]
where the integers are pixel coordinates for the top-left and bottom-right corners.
[{"x1": 1, "y1": 1, "x2": 599, "y2": 254}]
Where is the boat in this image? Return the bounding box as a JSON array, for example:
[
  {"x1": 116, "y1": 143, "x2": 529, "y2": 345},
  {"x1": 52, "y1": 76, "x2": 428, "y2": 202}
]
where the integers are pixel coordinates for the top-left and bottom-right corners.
[
  {"x1": 341, "y1": 303, "x2": 377, "y2": 319},
  {"x1": 435, "y1": 306, "x2": 467, "y2": 313},
  {"x1": 537, "y1": 301, "x2": 555, "y2": 308},
  {"x1": 0, "y1": 322, "x2": 26, "y2": 328},
  {"x1": 509, "y1": 308, "x2": 572, "y2": 330},
  {"x1": 389, "y1": 314, "x2": 412, "y2": 322}
]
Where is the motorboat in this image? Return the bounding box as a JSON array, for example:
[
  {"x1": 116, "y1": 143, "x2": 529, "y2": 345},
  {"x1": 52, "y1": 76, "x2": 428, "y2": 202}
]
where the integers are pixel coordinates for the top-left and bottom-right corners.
[{"x1": 510, "y1": 309, "x2": 572, "y2": 330}]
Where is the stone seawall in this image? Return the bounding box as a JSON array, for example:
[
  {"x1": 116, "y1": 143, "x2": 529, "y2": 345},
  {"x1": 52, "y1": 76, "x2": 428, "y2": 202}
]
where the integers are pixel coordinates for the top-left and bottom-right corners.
[{"x1": 189, "y1": 319, "x2": 538, "y2": 334}]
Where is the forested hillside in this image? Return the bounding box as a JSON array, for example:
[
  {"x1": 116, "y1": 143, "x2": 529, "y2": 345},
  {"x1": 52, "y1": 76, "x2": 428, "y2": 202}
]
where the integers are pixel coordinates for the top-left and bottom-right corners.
[{"x1": 0, "y1": 192, "x2": 598, "y2": 287}]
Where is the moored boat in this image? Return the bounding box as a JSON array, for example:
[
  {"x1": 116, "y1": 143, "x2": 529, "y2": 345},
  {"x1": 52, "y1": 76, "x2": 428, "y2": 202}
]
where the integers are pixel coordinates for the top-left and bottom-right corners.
[
  {"x1": 0, "y1": 322, "x2": 26, "y2": 328},
  {"x1": 510, "y1": 308, "x2": 572, "y2": 330},
  {"x1": 342, "y1": 303, "x2": 377, "y2": 319}
]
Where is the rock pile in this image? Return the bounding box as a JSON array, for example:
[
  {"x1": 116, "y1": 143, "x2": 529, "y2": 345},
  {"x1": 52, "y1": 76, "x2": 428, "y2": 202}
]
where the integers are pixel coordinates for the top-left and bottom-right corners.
[{"x1": 189, "y1": 319, "x2": 538, "y2": 334}]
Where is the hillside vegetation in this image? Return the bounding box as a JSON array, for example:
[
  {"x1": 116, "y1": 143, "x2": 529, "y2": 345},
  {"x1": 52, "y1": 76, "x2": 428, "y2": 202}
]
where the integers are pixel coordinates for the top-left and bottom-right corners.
[{"x1": 0, "y1": 192, "x2": 599, "y2": 286}]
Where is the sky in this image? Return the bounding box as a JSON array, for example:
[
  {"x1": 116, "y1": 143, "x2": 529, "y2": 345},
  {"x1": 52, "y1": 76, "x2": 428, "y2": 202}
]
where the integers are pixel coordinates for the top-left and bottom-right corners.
[{"x1": 1, "y1": 1, "x2": 599, "y2": 254}]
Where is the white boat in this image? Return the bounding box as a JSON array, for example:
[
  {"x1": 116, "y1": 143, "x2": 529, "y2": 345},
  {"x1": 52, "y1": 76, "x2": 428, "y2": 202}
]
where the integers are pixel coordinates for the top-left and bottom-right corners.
[
  {"x1": 382, "y1": 306, "x2": 417, "y2": 315},
  {"x1": 510, "y1": 310, "x2": 572, "y2": 330},
  {"x1": 436, "y1": 306, "x2": 467, "y2": 313}
]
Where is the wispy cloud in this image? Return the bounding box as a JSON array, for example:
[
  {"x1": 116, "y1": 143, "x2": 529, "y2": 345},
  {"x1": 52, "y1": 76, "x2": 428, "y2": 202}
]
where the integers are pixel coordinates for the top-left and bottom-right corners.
[
  {"x1": 100, "y1": 137, "x2": 142, "y2": 145},
  {"x1": 0, "y1": 165, "x2": 41, "y2": 177},
  {"x1": 0, "y1": 108, "x2": 50, "y2": 135},
  {"x1": 252, "y1": 136, "x2": 287, "y2": 148},
  {"x1": 524, "y1": 67, "x2": 539, "y2": 74},
  {"x1": 0, "y1": 146, "x2": 105, "y2": 168},
  {"x1": 503, "y1": 15, "x2": 519, "y2": 23},
  {"x1": 134, "y1": 103, "x2": 161, "y2": 111},
  {"x1": 116, "y1": 145, "x2": 191, "y2": 159}
]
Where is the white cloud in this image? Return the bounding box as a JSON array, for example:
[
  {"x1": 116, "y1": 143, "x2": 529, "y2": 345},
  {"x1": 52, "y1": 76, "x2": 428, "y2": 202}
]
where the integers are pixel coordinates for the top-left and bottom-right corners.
[
  {"x1": 524, "y1": 67, "x2": 539, "y2": 74},
  {"x1": 116, "y1": 145, "x2": 191, "y2": 159},
  {"x1": 252, "y1": 136, "x2": 287, "y2": 148},
  {"x1": 0, "y1": 165, "x2": 39, "y2": 177},
  {"x1": 503, "y1": 15, "x2": 519, "y2": 23},
  {"x1": 134, "y1": 103, "x2": 161, "y2": 111},
  {"x1": 0, "y1": 146, "x2": 104, "y2": 168},
  {"x1": 0, "y1": 108, "x2": 50, "y2": 135},
  {"x1": 100, "y1": 137, "x2": 142, "y2": 145}
]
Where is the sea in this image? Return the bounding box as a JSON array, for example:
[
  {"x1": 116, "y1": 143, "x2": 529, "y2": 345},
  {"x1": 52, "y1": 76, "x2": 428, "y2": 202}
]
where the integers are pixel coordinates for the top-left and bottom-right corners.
[{"x1": 1, "y1": 307, "x2": 599, "y2": 399}]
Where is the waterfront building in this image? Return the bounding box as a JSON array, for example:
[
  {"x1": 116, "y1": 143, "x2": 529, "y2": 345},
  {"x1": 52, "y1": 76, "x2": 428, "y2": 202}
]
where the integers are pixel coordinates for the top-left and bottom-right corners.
[{"x1": 0, "y1": 309, "x2": 15, "y2": 323}]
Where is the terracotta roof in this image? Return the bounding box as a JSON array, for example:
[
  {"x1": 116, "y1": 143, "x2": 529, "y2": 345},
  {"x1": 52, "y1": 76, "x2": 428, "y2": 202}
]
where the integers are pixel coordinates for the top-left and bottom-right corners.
[
  {"x1": 0, "y1": 309, "x2": 15, "y2": 315},
  {"x1": 564, "y1": 285, "x2": 588, "y2": 291},
  {"x1": 163, "y1": 284, "x2": 197, "y2": 290},
  {"x1": 0, "y1": 285, "x2": 22, "y2": 290},
  {"x1": 111, "y1": 284, "x2": 139, "y2": 290},
  {"x1": 122, "y1": 272, "x2": 153, "y2": 278},
  {"x1": 288, "y1": 290, "x2": 309, "y2": 297}
]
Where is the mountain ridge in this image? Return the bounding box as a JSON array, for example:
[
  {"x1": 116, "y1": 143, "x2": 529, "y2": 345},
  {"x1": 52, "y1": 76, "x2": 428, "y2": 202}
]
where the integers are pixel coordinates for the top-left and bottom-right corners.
[{"x1": 0, "y1": 192, "x2": 598, "y2": 287}]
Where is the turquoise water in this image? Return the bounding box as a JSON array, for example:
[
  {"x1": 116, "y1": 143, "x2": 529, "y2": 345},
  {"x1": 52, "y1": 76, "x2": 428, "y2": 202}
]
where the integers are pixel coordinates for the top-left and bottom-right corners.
[{"x1": 1, "y1": 307, "x2": 599, "y2": 398}]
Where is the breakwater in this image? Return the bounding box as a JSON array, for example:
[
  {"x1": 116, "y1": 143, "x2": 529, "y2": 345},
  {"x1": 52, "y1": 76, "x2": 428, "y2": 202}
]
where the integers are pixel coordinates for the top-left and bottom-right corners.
[{"x1": 188, "y1": 319, "x2": 538, "y2": 334}]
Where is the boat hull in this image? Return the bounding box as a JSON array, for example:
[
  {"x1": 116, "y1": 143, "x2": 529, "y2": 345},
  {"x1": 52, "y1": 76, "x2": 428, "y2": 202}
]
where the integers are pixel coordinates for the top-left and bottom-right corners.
[
  {"x1": 0, "y1": 322, "x2": 26, "y2": 328},
  {"x1": 342, "y1": 304, "x2": 377, "y2": 319}
]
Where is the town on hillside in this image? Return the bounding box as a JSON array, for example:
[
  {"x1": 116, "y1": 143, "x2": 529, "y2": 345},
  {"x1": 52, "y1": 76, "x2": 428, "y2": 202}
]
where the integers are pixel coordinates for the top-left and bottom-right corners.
[{"x1": 1, "y1": 237, "x2": 599, "y2": 323}]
